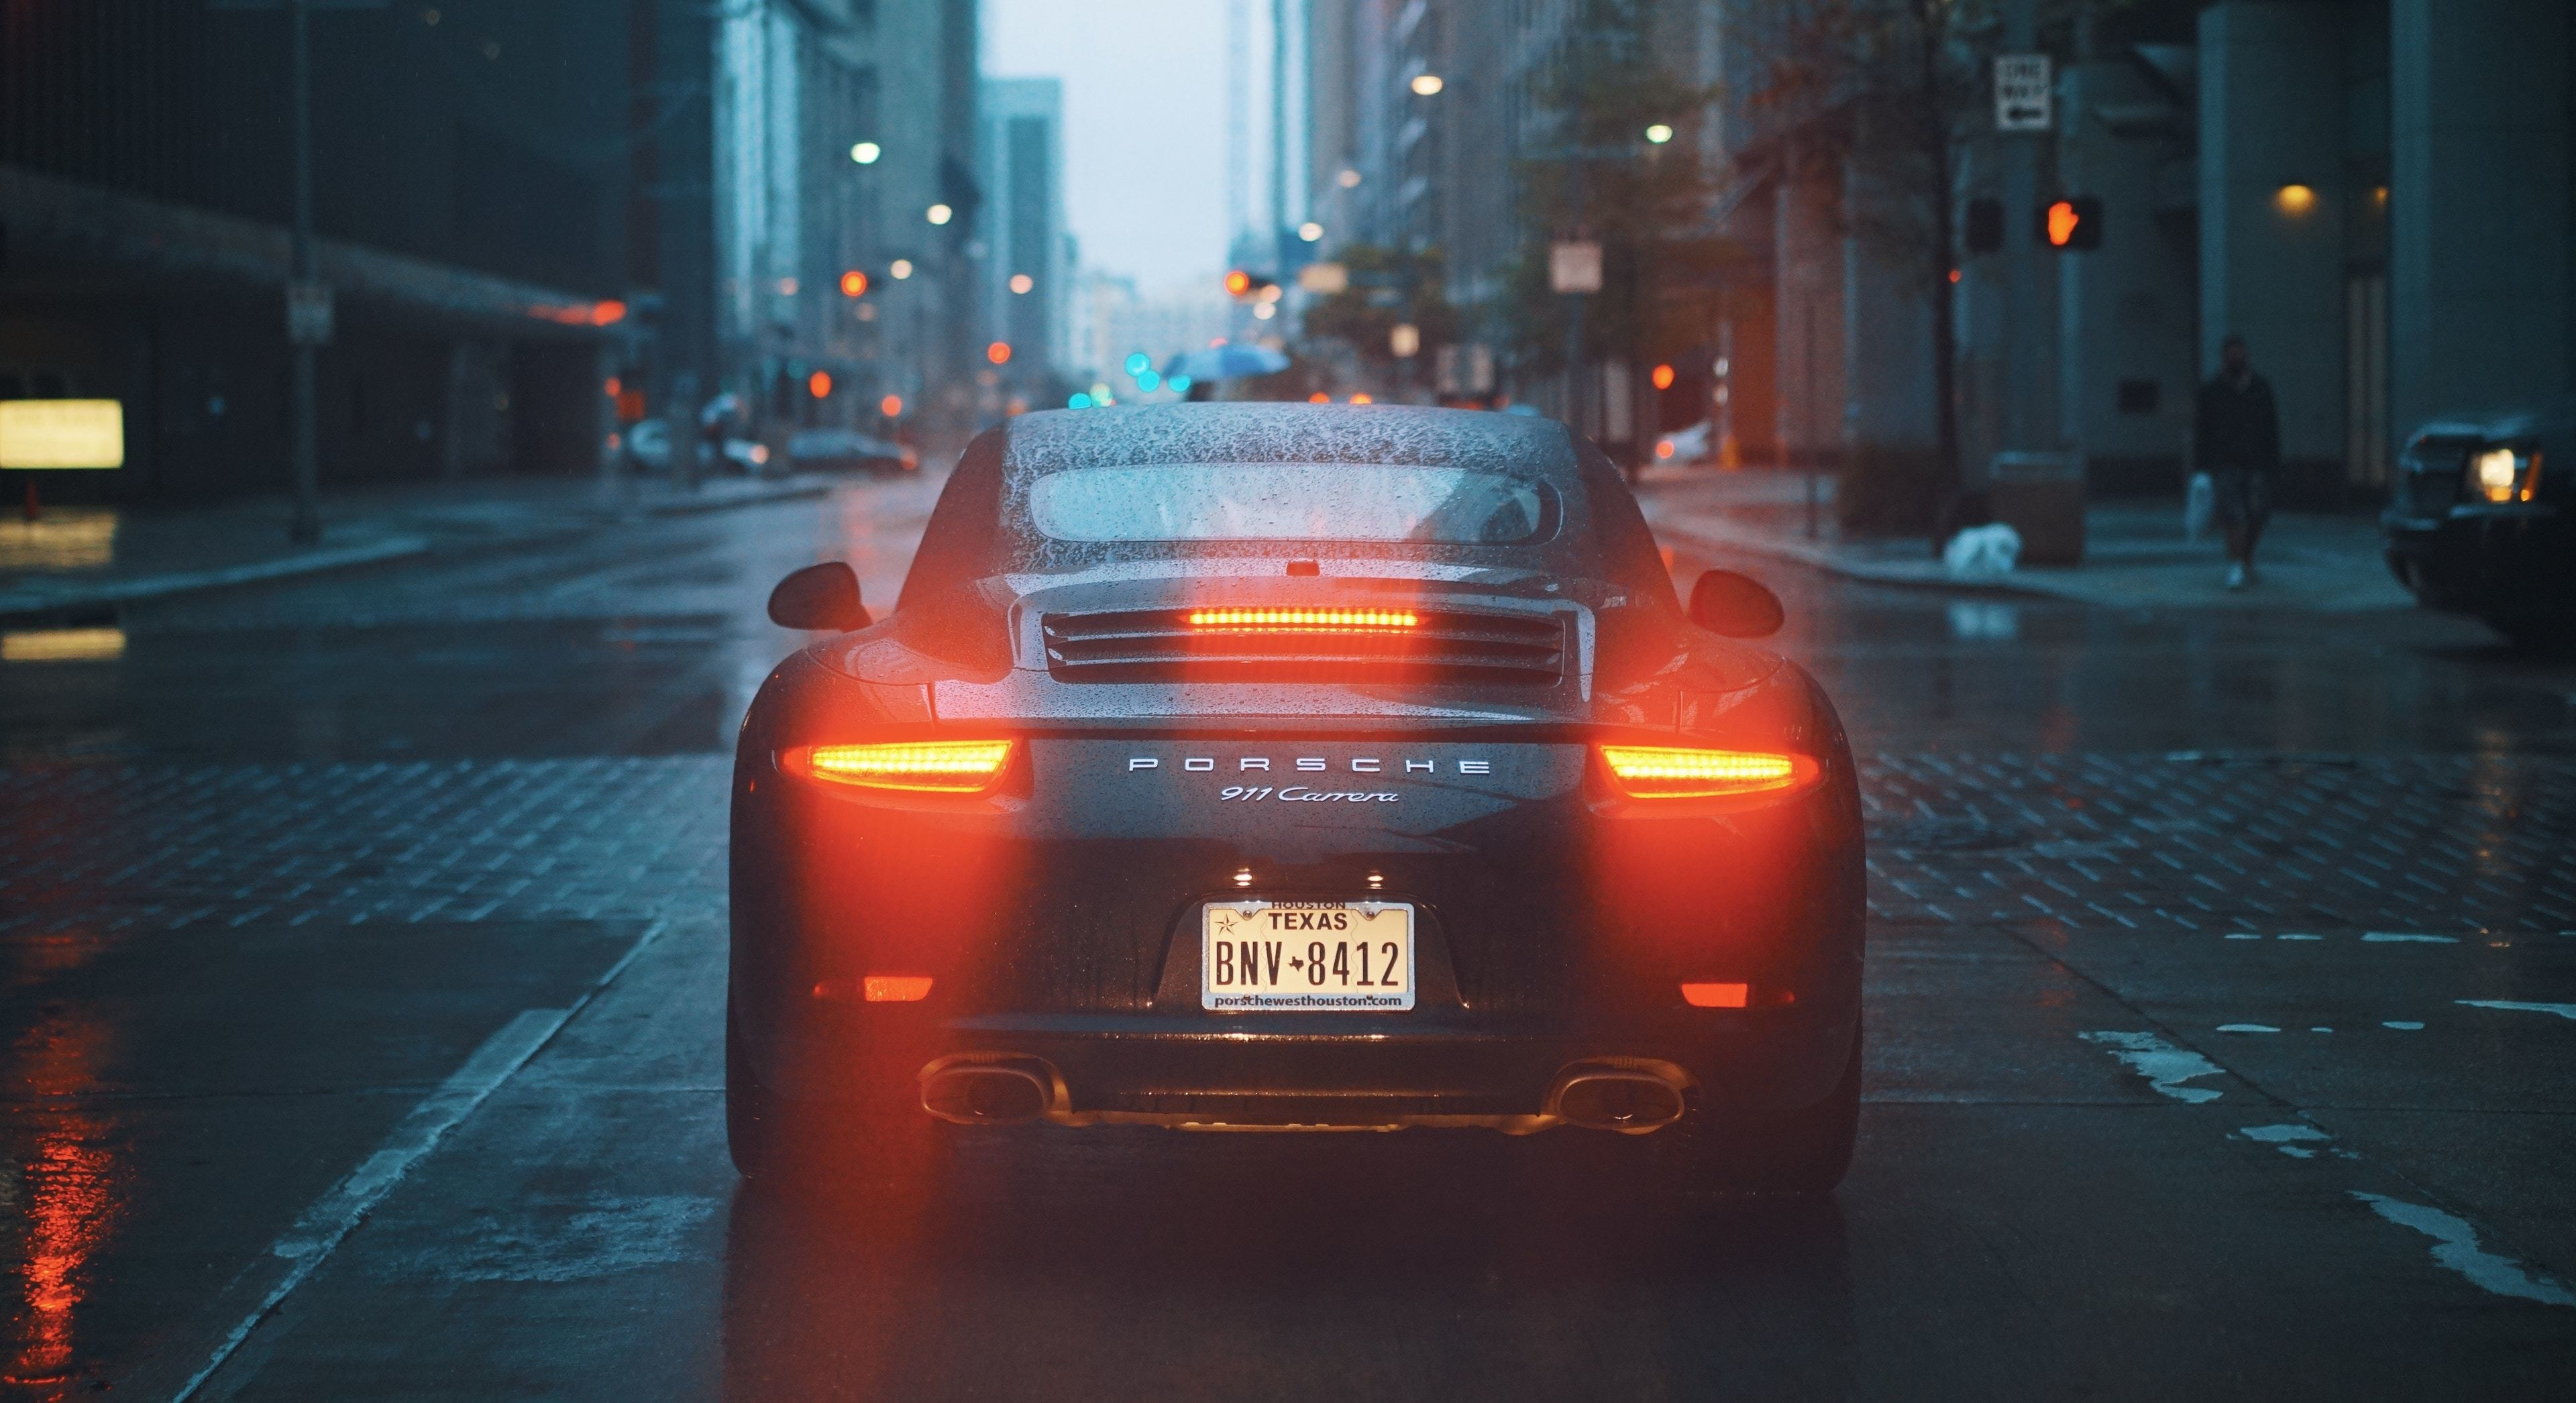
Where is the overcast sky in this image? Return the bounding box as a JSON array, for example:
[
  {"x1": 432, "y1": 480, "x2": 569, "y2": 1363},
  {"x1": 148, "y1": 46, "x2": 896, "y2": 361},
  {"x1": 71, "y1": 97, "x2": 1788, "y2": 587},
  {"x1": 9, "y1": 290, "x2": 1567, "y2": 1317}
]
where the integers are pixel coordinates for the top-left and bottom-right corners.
[{"x1": 984, "y1": 0, "x2": 1233, "y2": 296}]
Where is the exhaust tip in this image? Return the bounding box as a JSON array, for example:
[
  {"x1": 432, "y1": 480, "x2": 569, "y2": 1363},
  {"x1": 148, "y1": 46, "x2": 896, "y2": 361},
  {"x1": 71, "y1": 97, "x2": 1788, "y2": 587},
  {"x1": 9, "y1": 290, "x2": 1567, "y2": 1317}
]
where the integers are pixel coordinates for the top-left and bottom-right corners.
[
  {"x1": 920, "y1": 1056, "x2": 1056, "y2": 1125},
  {"x1": 1552, "y1": 1067, "x2": 1686, "y2": 1133}
]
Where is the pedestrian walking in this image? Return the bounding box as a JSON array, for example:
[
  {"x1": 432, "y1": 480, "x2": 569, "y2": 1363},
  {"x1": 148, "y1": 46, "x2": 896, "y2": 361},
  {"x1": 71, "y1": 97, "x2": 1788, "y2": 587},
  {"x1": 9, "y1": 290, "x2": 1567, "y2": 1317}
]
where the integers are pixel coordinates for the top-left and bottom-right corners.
[{"x1": 2194, "y1": 333, "x2": 2282, "y2": 590}]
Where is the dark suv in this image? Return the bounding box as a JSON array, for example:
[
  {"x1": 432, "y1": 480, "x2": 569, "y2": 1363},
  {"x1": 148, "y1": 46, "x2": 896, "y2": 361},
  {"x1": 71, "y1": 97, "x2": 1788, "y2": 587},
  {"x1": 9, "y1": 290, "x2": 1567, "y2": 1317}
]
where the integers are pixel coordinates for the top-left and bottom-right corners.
[{"x1": 2383, "y1": 400, "x2": 2573, "y2": 645}]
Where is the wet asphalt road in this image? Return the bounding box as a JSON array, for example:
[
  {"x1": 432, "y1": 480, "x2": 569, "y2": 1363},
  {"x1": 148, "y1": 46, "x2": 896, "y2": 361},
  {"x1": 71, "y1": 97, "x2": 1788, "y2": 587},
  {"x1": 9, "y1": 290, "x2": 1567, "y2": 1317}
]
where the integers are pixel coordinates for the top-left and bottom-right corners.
[{"x1": 4, "y1": 469, "x2": 2576, "y2": 1399}]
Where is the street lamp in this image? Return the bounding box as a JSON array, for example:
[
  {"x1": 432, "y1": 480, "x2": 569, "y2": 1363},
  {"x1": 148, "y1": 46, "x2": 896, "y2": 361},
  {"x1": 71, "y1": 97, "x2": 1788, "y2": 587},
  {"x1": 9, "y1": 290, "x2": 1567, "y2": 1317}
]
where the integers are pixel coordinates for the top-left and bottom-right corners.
[
  {"x1": 890, "y1": 259, "x2": 914, "y2": 280},
  {"x1": 1410, "y1": 73, "x2": 1444, "y2": 96},
  {"x1": 926, "y1": 204, "x2": 953, "y2": 226},
  {"x1": 1298, "y1": 222, "x2": 1324, "y2": 242},
  {"x1": 849, "y1": 141, "x2": 881, "y2": 164},
  {"x1": 1644, "y1": 123, "x2": 1674, "y2": 145},
  {"x1": 1008, "y1": 274, "x2": 1035, "y2": 294}
]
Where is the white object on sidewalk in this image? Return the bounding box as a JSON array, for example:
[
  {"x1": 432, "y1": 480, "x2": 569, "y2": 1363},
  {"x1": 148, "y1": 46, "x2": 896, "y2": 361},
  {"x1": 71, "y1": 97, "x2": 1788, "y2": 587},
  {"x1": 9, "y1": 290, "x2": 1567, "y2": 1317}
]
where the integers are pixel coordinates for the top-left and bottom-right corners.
[
  {"x1": 2184, "y1": 471, "x2": 2214, "y2": 541},
  {"x1": 1943, "y1": 522, "x2": 2023, "y2": 577}
]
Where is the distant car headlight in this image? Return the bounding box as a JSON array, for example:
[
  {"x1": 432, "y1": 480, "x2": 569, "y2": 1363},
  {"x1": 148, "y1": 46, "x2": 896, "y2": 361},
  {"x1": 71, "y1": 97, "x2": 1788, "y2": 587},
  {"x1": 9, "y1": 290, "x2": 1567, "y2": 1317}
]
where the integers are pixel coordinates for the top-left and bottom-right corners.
[{"x1": 2471, "y1": 445, "x2": 2542, "y2": 504}]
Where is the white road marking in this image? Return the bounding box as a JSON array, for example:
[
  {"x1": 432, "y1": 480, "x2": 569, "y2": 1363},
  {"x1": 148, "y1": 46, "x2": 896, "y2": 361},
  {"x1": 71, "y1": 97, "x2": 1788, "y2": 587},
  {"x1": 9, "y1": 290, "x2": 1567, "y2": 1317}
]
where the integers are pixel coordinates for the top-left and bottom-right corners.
[
  {"x1": 2363, "y1": 932, "x2": 2457, "y2": 944},
  {"x1": 2456, "y1": 1000, "x2": 2576, "y2": 1022},
  {"x1": 2383, "y1": 1021, "x2": 2425, "y2": 1031},
  {"x1": 2216, "y1": 1023, "x2": 2279, "y2": 1033},
  {"x1": 2240, "y1": 1123, "x2": 2330, "y2": 1158},
  {"x1": 154, "y1": 919, "x2": 672, "y2": 1400},
  {"x1": 2225, "y1": 932, "x2": 2261, "y2": 941},
  {"x1": 2352, "y1": 1193, "x2": 2576, "y2": 1308},
  {"x1": 2278, "y1": 934, "x2": 2323, "y2": 942},
  {"x1": 2080, "y1": 1031, "x2": 2227, "y2": 1103}
]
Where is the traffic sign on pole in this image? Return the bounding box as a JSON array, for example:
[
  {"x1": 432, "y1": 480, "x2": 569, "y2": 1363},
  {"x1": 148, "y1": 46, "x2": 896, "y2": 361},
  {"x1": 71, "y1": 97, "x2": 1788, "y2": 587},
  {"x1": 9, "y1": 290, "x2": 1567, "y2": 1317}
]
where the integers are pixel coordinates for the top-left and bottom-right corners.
[{"x1": 1994, "y1": 55, "x2": 2051, "y2": 132}]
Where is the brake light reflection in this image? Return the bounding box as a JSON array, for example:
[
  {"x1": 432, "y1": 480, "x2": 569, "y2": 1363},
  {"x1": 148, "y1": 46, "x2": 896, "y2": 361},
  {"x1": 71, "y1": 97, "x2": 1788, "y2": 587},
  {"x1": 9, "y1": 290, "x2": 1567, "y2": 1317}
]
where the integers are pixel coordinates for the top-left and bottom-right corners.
[
  {"x1": 1681, "y1": 982, "x2": 1750, "y2": 1008},
  {"x1": 1186, "y1": 608, "x2": 1419, "y2": 633},
  {"x1": 793, "y1": 740, "x2": 1015, "y2": 793},
  {"x1": 1599, "y1": 746, "x2": 1819, "y2": 799}
]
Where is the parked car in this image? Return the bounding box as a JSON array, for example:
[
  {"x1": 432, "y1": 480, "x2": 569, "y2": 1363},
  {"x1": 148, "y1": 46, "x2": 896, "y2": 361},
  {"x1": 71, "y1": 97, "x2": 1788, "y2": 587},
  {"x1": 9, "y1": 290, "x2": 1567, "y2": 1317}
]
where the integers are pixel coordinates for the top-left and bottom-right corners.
[
  {"x1": 787, "y1": 428, "x2": 914, "y2": 475},
  {"x1": 2383, "y1": 399, "x2": 2573, "y2": 645}
]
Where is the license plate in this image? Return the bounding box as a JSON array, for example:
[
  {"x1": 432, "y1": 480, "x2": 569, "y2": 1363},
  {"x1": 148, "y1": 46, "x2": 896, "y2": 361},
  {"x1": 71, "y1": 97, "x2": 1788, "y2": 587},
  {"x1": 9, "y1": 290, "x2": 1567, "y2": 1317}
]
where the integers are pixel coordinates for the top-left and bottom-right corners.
[{"x1": 1201, "y1": 900, "x2": 1415, "y2": 1012}]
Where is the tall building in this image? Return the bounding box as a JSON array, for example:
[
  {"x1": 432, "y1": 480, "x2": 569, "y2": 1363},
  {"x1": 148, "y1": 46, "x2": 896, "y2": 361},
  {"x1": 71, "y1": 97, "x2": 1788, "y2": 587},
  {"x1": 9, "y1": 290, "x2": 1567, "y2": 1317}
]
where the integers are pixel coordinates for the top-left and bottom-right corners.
[
  {"x1": 979, "y1": 78, "x2": 1071, "y2": 388},
  {"x1": 0, "y1": 0, "x2": 980, "y2": 505}
]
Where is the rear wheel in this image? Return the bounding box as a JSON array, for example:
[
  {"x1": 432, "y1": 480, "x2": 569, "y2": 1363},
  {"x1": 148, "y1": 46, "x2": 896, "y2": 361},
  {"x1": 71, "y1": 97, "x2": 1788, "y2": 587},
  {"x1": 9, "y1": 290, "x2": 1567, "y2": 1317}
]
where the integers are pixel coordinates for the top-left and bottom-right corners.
[
  {"x1": 1663, "y1": 1021, "x2": 1862, "y2": 1196},
  {"x1": 727, "y1": 1001, "x2": 936, "y2": 1192}
]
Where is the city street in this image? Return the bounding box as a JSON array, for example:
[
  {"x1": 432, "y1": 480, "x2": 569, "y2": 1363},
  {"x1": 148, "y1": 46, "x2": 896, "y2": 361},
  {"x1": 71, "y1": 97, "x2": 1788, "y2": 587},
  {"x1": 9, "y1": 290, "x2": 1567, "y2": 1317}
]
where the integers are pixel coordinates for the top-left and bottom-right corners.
[{"x1": 4, "y1": 468, "x2": 2573, "y2": 1398}]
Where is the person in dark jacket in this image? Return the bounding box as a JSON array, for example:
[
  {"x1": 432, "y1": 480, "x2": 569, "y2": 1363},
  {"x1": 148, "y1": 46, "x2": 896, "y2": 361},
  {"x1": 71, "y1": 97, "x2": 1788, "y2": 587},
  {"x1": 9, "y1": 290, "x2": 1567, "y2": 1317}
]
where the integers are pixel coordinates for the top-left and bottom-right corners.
[{"x1": 2195, "y1": 333, "x2": 2282, "y2": 589}]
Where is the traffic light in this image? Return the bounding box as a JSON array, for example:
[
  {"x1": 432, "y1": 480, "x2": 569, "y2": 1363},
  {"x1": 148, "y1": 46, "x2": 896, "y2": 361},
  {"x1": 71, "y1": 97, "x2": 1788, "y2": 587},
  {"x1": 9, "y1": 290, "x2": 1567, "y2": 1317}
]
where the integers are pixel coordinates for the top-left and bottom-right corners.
[
  {"x1": 839, "y1": 270, "x2": 869, "y2": 296},
  {"x1": 1224, "y1": 269, "x2": 1280, "y2": 300},
  {"x1": 2037, "y1": 197, "x2": 2103, "y2": 250},
  {"x1": 1964, "y1": 198, "x2": 2004, "y2": 254}
]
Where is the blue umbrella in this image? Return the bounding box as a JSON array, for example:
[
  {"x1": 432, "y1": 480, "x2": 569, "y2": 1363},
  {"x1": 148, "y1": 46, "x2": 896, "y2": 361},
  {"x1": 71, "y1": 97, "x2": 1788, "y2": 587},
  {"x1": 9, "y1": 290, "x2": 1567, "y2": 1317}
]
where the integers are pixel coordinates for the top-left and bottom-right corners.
[{"x1": 1162, "y1": 344, "x2": 1291, "y2": 383}]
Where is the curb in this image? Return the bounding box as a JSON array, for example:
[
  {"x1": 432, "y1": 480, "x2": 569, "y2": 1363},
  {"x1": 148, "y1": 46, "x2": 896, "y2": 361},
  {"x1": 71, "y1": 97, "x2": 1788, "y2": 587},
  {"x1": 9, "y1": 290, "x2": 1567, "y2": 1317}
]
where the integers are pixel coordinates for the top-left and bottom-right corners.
[
  {"x1": 638, "y1": 478, "x2": 832, "y2": 516},
  {"x1": 0, "y1": 535, "x2": 433, "y2": 624},
  {"x1": 1650, "y1": 516, "x2": 2049, "y2": 600},
  {"x1": 0, "y1": 476, "x2": 847, "y2": 625}
]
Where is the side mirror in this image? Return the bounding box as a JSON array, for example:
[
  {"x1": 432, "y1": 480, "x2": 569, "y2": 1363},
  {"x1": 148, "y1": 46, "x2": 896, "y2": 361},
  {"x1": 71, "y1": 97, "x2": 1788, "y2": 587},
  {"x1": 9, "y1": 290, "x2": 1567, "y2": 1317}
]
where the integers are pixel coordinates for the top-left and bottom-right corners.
[
  {"x1": 1688, "y1": 569, "x2": 1784, "y2": 638},
  {"x1": 767, "y1": 562, "x2": 871, "y2": 632}
]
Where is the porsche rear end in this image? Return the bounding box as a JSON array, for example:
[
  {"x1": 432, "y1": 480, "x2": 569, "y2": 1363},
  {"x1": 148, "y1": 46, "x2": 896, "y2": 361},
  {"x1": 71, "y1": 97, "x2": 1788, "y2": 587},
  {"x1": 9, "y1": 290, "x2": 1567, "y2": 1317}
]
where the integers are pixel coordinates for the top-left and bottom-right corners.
[{"x1": 728, "y1": 577, "x2": 1865, "y2": 1147}]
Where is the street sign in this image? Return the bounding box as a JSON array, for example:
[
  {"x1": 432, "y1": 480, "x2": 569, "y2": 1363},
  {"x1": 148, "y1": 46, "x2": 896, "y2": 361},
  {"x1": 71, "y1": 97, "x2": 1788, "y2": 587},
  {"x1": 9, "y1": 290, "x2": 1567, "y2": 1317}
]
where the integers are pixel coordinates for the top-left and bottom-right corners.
[
  {"x1": 1550, "y1": 241, "x2": 1603, "y2": 294},
  {"x1": 286, "y1": 282, "x2": 335, "y2": 346},
  {"x1": 1995, "y1": 54, "x2": 2052, "y2": 132}
]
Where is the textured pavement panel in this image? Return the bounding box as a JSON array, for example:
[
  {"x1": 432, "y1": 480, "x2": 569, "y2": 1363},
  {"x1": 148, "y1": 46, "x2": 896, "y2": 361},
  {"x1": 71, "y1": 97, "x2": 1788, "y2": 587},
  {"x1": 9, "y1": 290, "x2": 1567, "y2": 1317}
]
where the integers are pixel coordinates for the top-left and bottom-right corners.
[{"x1": 7, "y1": 752, "x2": 2569, "y2": 943}]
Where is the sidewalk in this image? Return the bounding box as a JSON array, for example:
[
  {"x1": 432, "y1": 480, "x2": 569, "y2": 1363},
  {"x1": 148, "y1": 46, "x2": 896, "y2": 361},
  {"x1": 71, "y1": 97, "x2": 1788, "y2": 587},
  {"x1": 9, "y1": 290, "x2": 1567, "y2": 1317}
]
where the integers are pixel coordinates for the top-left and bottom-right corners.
[
  {"x1": 1635, "y1": 466, "x2": 2414, "y2": 613},
  {"x1": 0, "y1": 472, "x2": 833, "y2": 622}
]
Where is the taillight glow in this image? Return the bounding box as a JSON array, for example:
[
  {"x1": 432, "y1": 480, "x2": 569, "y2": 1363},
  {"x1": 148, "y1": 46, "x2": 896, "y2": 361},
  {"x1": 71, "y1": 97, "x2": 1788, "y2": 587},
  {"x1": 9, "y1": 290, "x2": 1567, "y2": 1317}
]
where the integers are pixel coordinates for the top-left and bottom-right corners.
[
  {"x1": 1186, "y1": 608, "x2": 1419, "y2": 633},
  {"x1": 795, "y1": 740, "x2": 1014, "y2": 792},
  {"x1": 863, "y1": 974, "x2": 934, "y2": 1002},
  {"x1": 1681, "y1": 982, "x2": 1750, "y2": 1008},
  {"x1": 1599, "y1": 746, "x2": 1818, "y2": 798}
]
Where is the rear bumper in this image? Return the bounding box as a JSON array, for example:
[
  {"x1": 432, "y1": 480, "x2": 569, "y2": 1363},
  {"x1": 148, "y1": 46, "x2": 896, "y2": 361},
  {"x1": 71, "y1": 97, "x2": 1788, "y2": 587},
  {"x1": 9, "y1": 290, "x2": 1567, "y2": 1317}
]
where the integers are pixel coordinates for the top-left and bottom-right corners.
[
  {"x1": 2382, "y1": 506, "x2": 2575, "y2": 616},
  {"x1": 745, "y1": 1000, "x2": 1858, "y2": 1130}
]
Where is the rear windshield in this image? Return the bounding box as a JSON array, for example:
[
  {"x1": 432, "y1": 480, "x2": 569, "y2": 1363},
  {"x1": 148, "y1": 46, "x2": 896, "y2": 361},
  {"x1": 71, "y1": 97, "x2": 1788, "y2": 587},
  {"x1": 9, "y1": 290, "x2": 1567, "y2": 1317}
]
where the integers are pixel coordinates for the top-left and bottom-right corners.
[{"x1": 1026, "y1": 463, "x2": 1555, "y2": 545}]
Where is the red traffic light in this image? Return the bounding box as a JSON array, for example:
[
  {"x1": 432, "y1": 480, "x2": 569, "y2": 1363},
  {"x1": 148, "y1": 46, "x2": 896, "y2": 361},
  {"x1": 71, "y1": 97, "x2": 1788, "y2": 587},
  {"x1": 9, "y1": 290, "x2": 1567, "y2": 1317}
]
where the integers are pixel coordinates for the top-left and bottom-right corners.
[
  {"x1": 987, "y1": 341, "x2": 1013, "y2": 365},
  {"x1": 1224, "y1": 270, "x2": 1254, "y2": 297}
]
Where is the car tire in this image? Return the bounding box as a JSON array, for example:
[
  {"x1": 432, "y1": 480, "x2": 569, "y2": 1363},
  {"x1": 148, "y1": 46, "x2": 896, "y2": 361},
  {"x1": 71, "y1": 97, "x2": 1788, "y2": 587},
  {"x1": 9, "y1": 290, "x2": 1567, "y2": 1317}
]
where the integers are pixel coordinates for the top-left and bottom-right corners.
[
  {"x1": 2483, "y1": 614, "x2": 2568, "y2": 653},
  {"x1": 1664, "y1": 1021, "x2": 1862, "y2": 1196},
  {"x1": 727, "y1": 1000, "x2": 943, "y2": 1192}
]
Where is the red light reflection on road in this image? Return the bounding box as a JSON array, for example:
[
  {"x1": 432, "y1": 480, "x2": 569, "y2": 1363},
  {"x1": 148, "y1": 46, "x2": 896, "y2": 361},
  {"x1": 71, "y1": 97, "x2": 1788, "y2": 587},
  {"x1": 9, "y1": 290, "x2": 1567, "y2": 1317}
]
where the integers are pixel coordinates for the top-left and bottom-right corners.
[{"x1": 3, "y1": 1003, "x2": 123, "y2": 1391}]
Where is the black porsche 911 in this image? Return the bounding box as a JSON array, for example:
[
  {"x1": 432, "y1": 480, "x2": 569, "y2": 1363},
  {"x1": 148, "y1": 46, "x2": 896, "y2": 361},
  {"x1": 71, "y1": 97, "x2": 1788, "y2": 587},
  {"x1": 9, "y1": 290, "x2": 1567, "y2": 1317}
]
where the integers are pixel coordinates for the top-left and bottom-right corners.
[{"x1": 729, "y1": 404, "x2": 1867, "y2": 1193}]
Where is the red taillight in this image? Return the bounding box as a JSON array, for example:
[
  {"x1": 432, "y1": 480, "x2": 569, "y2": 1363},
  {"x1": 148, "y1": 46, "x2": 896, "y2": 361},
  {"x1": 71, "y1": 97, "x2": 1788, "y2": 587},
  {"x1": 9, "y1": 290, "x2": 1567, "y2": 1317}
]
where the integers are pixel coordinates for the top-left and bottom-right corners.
[
  {"x1": 1186, "y1": 608, "x2": 1419, "y2": 634},
  {"x1": 1598, "y1": 746, "x2": 1819, "y2": 799},
  {"x1": 1680, "y1": 982, "x2": 1750, "y2": 1008},
  {"x1": 788, "y1": 740, "x2": 1015, "y2": 793}
]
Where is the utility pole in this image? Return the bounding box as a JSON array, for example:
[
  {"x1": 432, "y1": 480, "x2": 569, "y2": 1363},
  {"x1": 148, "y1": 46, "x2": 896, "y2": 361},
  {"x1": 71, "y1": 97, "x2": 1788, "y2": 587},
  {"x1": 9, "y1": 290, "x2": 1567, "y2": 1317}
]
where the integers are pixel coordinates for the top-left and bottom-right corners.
[
  {"x1": 286, "y1": 0, "x2": 320, "y2": 543},
  {"x1": 211, "y1": 0, "x2": 386, "y2": 544}
]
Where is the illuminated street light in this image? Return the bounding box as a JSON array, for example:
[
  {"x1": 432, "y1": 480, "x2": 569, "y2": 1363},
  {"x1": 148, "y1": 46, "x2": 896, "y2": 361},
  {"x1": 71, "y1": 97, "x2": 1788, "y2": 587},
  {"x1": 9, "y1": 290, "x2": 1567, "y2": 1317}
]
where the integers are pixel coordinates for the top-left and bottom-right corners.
[
  {"x1": 2275, "y1": 183, "x2": 2318, "y2": 216},
  {"x1": 1298, "y1": 221, "x2": 1324, "y2": 242},
  {"x1": 1644, "y1": 123, "x2": 1674, "y2": 144},
  {"x1": 879, "y1": 394, "x2": 904, "y2": 416},
  {"x1": 926, "y1": 204, "x2": 953, "y2": 225},
  {"x1": 1009, "y1": 273, "x2": 1035, "y2": 294},
  {"x1": 1410, "y1": 73, "x2": 1444, "y2": 97},
  {"x1": 987, "y1": 341, "x2": 1013, "y2": 365},
  {"x1": 1390, "y1": 323, "x2": 1421, "y2": 357},
  {"x1": 1337, "y1": 168, "x2": 1361, "y2": 188},
  {"x1": 839, "y1": 270, "x2": 869, "y2": 297},
  {"x1": 1253, "y1": 302, "x2": 1277, "y2": 321},
  {"x1": 849, "y1": 141, "x2": 881, "y2": 164},
  {"x1": 890, "y1": 259, "x2": 914, "y2": 280}
]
